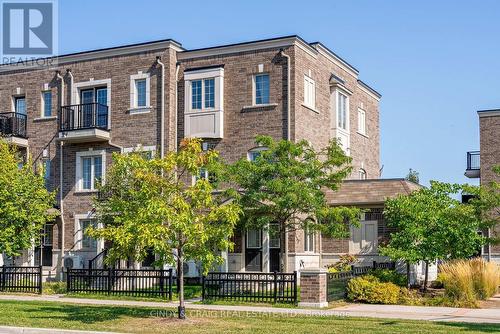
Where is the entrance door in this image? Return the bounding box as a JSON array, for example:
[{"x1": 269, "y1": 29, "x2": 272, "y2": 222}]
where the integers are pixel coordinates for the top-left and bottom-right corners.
[
  {"x1": 245, "y1": 229, "x2": 262, "y2": 271},
  {"x1": 80, "y1": 87, "x2": 108, "y2": 128},
  {"x1": 34, "y1": 224, "x2": 53, "y2": 267},
  {"x1": 269, "y1": 224, "x2": 281, "y2": 272},
  {"x1": 80, "y1": 89, "x2": 95, "y2": 128}
]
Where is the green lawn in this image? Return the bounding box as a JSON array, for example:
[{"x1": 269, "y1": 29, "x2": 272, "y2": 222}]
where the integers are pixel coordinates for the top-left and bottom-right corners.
[{"x1": 0, "y1": 300, "x2": 498, "y2": 334}]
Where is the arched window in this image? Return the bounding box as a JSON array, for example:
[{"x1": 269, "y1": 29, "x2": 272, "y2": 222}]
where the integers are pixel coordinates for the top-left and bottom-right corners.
[
  {"x1": 247, "y1": 147, "x2": 268, "y2": 162},
  {"x1": 359, "y1": 168, "x2": 367, "y2": 180}
]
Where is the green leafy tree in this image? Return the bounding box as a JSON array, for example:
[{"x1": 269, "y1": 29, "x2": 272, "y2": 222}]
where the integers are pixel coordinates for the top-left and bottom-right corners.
[
  {"x1": 405, "y1": 168, "x2": 419, "y2": 184},
  {"x1": 224, "y1": 135, "x2": 360, "y2": 271},
  {"x1": 90, "y1": 138, "x2": 241, "y2": 319},
  {"x1": 380, "y1": 181, "x2": 485, "y2": 289},
  {"x1": 0, "y1": 140, "x2": 55, "y2": 265}
]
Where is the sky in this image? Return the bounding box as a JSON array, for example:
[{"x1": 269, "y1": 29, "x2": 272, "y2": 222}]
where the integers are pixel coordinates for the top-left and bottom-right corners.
[{"x1": 57, "y1": 0, "x2": 500, "y2": 186}]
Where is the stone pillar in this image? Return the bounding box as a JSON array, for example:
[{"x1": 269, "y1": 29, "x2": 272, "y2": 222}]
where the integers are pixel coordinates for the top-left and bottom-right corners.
[{"x1": 298, "y1": 268, "x2": 328, "y2": 308}]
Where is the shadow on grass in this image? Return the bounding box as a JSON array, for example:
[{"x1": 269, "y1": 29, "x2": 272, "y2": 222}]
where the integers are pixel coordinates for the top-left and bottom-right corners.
[{"x1": 439, "y1": 322, "x2": 500, "y2": 333}]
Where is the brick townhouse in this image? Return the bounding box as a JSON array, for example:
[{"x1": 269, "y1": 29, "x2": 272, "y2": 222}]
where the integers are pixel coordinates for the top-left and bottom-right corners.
[
  {"x1": 465, "y1": 109, "x2": 500, "y2": 262},
  {"x1": 0, "y1": 35, "x2": 417, "y2": 279}
]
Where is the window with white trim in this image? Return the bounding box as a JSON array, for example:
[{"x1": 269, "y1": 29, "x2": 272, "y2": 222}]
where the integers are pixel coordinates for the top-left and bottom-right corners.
[
  {"x1": 246, "y1": 229, "x2": 262, "y2": 248},
  {"x1": 130, "y1": 73, "x2": 150, "y2": 111},
  {"x1": 304, "y1": 75, "x2": 316, "y2": 109},
  {"x1": 357, "y1": 108, "x2": 366, "y2": 135},
  {"x1": 190, "y1": 78, "x2": 215, "y2": 110},
  {"x1": 269, "y1": 224, "x2": 280, "y2": 249},
  {"x1": 123, "y1": 145, "x2": 156, "y2": 160},
  {"x1": 42, "y1": 91, "x2": 52, "y2": 117},
  {"x1": 247, "y1": 147, "x2": 268, "y2": 162},
  {"x1": 304, "y1": 226, "x2": 315, "y2": 252},
  {"x1": 254, "y1": 74, "x2": 270, "y2": 105},
  {"x1": 78, "y1": 219, "x2": 98, "y2": 250},
  {"x1": 76, "y1": 150, "x2": 105, "y2": 191},
  {"x1": 337, "y1": 92, "x2": 348, "y2": 130}
]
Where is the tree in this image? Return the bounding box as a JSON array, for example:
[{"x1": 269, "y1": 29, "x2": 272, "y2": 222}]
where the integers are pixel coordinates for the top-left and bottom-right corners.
[
  {"x1": 224, "y1": 135, "x2": 360, "y2": 271},
  {"x1": 89, "y1": 138, "x2": 241, "y2": 319},
  {"x1": 380, "y1": 181, "x2": 485, "y2": 289},
  {"x1": 405, "y1": 168, "x2": 419, "y2": 184},
  {"x1": 0, "y1": 140, "x2": 55, "y2": 265}
]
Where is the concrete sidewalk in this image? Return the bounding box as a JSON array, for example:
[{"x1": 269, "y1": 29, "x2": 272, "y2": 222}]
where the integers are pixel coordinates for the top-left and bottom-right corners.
[
  {"x1": 0, "y1": 325, "x2": 119, "y2": 334},
  {"x1": 0, "y1": 294, "x2": 499, "y2": 324}
]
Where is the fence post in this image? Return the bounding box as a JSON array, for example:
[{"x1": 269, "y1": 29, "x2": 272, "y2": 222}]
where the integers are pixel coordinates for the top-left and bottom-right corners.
[
  {"x1": 107, "y1": 267, "x2": 112, "y2": 295},
  {"x1": 201, "y1": 274, "x2": 205, "y2": 302},
  {"x1": 66, "y1": 268, "x2": 70, "y2": 293},
  {"x1": 168, "y1": 268, "x2": 173, "y2": 301},
  {"x1": 38, "y1": 265, "x2": 43, "y2": 294},
  {"x1": 1, "y1": 265, "x2": 5, "y2": 292},
  {"x1": 160, "y1": 269, "x2": 165, "y2": 299},
  {"x1": 273, "y1": 271, "x2": 277, "y2": 304},
  {"x1": 293, "y1": 271, "x2": 298, "y2": 305},
  {"x1": 373, "y1": 261, "x2": 377, "y2": 269}
]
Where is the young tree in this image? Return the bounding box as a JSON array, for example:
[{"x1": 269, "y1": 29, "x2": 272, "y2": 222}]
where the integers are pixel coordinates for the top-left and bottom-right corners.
[
  {"x1": 90, "y1": 139, "x2": 241, "y2": 319},
  {"x1": 380, "y1": 181, "x2": 485, "y2": 289},
  {"x1": 405, "y1": 168, "x2": 419, "y2": 184},
  {"x1": 0, "y1": 140, "x2": 55, "y2": 265},
  {"x1": 224, "y1": 135, "x2": 360, "y2": 271}
]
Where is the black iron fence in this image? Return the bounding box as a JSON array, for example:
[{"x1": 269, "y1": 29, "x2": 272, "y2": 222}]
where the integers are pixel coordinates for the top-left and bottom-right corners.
[
  {"x1": 327, "y1": 261, "x2": 395, "y2": 301},
  {"x1": 67, "y1": 268, "x2": 173, "y2": 300},
  {"x1": 0, "y1": 112, "x2": 27, "y2": 138},
  {"x1": 59, "y1": 103, "x2": 109, "y2": 131},
  {"x1": 0, "y1": 266, "x2": 42, "y2": 294},
  {"x1": 202, "y1": 271, "x2": 298, "y2": 304}
]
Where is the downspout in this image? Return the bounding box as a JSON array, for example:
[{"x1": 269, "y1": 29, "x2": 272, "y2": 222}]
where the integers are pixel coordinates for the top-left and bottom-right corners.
[
  {"x1": 279, "y1": 49, "x2": 291, "y2": 272},
  {"x1": 175, "y1": 62, "x2": 180, "y2": 152},
  {"x1": 156, "y1": 56, "x2": 165, "y2": 158},
  {"x1": 56, "y1": 70, "x2": 65, "y2": 280}
]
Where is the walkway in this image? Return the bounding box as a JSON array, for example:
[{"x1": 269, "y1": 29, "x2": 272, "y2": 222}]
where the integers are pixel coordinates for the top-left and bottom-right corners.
[{"x1": 0, "y1": 294, "x2": 499, "y2": 324}]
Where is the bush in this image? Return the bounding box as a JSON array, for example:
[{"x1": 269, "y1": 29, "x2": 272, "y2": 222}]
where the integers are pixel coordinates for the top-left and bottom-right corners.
[
  {"x1": 398, "y1": 287, "x2": 423, "y2": 306},
  {"x1": 439, "y1": 258, "x2": 500, "y2": 304},
  {"x1": 327, "y1": 254, "x2": 357, "y2": 273},
  {"x1": 347, "y1": 275, "x2": 400, "y2": 304},
  {"x1": 42, "y1": 281, "x2": 66, "y2": 295},
  {"x1": 370, "y1": 268, "x2": 407, "y2": 287}
]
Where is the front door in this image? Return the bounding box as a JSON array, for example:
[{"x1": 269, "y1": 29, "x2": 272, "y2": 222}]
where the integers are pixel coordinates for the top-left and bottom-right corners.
[
  {"x1": 245, "y1": 229, "x2": 262, "y2": 271},
  {"x1": 80, "y1": 87, "x2": 107, "y2": 128},
  {"x1": 34, "y1": 224, "x2": 53, "y2": 267}
]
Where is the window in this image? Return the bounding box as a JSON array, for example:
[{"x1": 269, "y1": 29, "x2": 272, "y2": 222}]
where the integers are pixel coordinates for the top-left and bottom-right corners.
[
  {"x1": 350, "y1": 221, "x2": 377, "y2": 254},
  {"x1": 304, "y1": 226, "x2": 315, "y2": 252},
  {"x1": 246, "y1": 229, "x2": 262, "y2": 248},
  {"x1": 248, "y1": 147, "x2": 268, "y2": 162},
  {"x1": 43, "y1": 160, "x2": 50, "y2": 188},
  {"x1": 42, "y1": 91, "x2": 52, "y2": 117},
  {"x1": 15, "y1": 97, "x2": 26, "y2": 114},
  {"x1": 76, "y1": 150, "x2": 105, "y2": 191},
  {"x1": 359, "y1": 168, "x2": 367, "y2": 180},
  {"x1": 357, "y1": 108, "x2": 366, "y2": 135},
  {"x1": 124, "y1": 146, "x2": 155, "y2": 160},
  {"x1": 269, "y1": 224, "x2": 280, "y2": 249},
  {"x1": 204, "y1": 78, "x2": 215, "y2": 108},
  {"x1": 191, "y1": 80, "x2": 202, "y2": 110},
  {"x1": 254, "y1": 74, "x2": 270, "y2": 105},
  {"x1": 135, "y1": 79, "x2": 147, "y2": 107},
  {"x1": 337, "y1": 92, "x2": 348, "y2": 130},
  {"x1": 80, "y1": 219, "x2": 98, "y2": 250},
  {"x1": 304, "y1": 75, "x2": 316, "y2": 109}
]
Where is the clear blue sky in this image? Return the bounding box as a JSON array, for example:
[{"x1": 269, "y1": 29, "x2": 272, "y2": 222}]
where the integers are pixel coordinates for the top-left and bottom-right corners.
[{"x1": 58, "y1": 0, "x2": 500, "y2": 186}]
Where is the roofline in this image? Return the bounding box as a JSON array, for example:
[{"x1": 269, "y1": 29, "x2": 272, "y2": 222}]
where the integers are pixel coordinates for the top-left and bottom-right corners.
[
  {"x1": 0, "y1": 38, "x2": 184, "y2": 73},
  {"x1": 309, "y1": 42, "x2": 359, "y2": 74},
  {"x1": 477, "y1": 109, "x2": 500, "y2": 117},
  {"x1": 341, "y1": 178, "x2": 422, "y2": 187},
  {"x1": 357, "y1": 79, "x2": 382, "y2": 100}
]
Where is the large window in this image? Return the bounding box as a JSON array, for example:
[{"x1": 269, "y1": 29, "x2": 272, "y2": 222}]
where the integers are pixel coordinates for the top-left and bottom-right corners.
[
  {"x1": 191, "y1": 79, "x2": 215, "y2": 110},
  {"x1": 191, "y1": 80, "x2": 202, "y2": 110},
  {"x1": 304, "y1": 226, "x2": 315, "y2": 252},
  {"x1": 254, "y1": 74, "x2": 270, "y2": 105},
  {"x1": 304, "y1": 75, "x2": 316, "y2": 109},
  {"x1": 204, "y1": 78, "x2": 215, "y2": 108},
  {"x1": 337, "y1": 92, "x2": 348, "y2": 130},
  {"x1": 357, "y1": 108, "x2": 366, "y2": 135},
  {"x1": 14, "y1": 96, "x2": 26, "y2": 114},
  {"x1": 76, "y1": 151, "x2": 105, "y2": 192},
  {"x1": 80, "y1": 219, "x2": 98, "y2": 250},
  {"x1": 42, "y1": 91, "x2": 52, "y2": 117},
  {"x1": 246, "y1": 229, "x2": 262, "y2": 248}
]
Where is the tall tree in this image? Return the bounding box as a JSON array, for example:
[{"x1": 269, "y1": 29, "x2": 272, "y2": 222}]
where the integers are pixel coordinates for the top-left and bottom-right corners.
[
  {"x1": 90, "y1": 139, "x2": 241, "y2": 319},
  {"x1": 380, "y1": 181, "x2": 486, "y2": 289},
  {"x1": 0, "y1": 140, "x2": 55, "y2": 265},
  {"x1": 405, "y1": 168, "x2": 419, "y2": 184},
  {"x1": 224, "y1": 135, "x2": 360, "y2": 271}
]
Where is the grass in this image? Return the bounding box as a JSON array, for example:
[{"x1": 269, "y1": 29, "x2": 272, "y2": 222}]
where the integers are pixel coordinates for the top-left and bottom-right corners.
[{"x1": 0, "y1": 300, "x2": 498, "y2": 333}]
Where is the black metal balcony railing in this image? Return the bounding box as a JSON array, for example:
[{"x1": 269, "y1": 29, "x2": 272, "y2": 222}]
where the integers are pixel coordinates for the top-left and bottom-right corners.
[
  {"x1": 58, "y1": 103, "x2": 109, "y2": 132},
  {"x1": 0, "y1": 112, "x2": 27, "y2": 138},
  {"x1": 466, "y1": 151, "x2": 480, "y2": 170}
]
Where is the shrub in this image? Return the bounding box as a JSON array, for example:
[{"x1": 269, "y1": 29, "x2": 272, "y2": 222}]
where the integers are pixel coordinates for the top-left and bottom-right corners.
[
  {"x1": 327, "y1": 254, "x2": 357, "y2": 273},
  {"x1": 347, "y1": 275, "x2": 400, "y2": 304},
  {"x1": 370, "y1": 268, "x2": 407, "y2": 287},
  {"x1": 439, "y1": 258, "x2": 500, "y2": 304},
  {"x1": 398, "y1": 287, "x2": 423, "y2": 306},
  {"x1": 42, "y1": 281, "x2": 66, "y2": 295}
]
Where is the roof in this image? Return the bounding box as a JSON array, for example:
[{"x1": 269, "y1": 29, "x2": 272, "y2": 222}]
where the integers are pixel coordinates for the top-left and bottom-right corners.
[
  {"x1": 325, "y1": 178, "x2": 422, "y2": 206},
  {"x1": 477, "y1": 109, "x2": 500, "y2": 118}
]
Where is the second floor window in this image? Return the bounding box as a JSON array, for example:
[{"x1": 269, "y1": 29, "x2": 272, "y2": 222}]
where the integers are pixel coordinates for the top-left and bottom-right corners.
[
  {"x1": 191, "y1": 79, "x2": 215, "y2": 110},
  {"x1": 135, "y1": 79, "x2": 147, "y2": 107},
  {"x1": 254, "y1": 74, "x2": 270, "y2": 105},
  {"x1": 357, "y1": 108, "x2": 366, "y2": 135},
  {"x1": 42, "y1": 91, "x2": 52, "y2": 117},
  {"x1": 337, "y1": 92, "x2": 348, "y2": 130},
  {"x1": 191, "y1": 80, "x2": 202, "y2": 109},
  {"x1": 304, "y1": 75, "x2": 316, "y2": 109},
  {"x1": 15, "y1": 96, "x2": 26, "y2": 114},
  {"x1": 204, "y1": 78, "x2": 215, "y2": 108},
  {"x1": 81, "y1": 155, "x2": 102, "y2": 190}
]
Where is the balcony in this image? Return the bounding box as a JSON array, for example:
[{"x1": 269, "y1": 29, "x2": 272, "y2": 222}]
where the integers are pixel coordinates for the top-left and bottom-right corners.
[
  {"x1": 58, "y1": 103, "x2": 110, "y2": 143},
  {"x1": 0, "y1": 112, "x2": 28, "y2": 147},
  {"x1": 465, "y1": 151, "x2": 480, "y2": 178}
]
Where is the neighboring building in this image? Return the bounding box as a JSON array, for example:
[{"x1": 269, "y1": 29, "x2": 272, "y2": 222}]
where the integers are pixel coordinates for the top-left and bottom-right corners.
[
  {"x1": 0, "y1": 35, "x2": 408, "y2": 279},
  {"x1": 465, "y1": 109, "x2": 500, "y2": 262}
]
